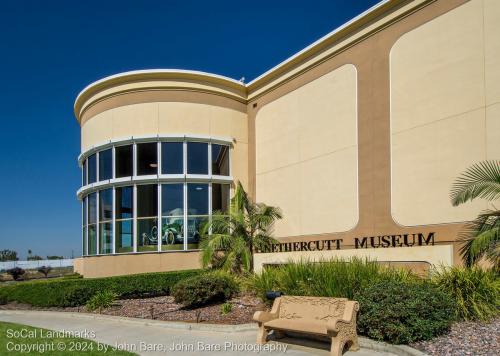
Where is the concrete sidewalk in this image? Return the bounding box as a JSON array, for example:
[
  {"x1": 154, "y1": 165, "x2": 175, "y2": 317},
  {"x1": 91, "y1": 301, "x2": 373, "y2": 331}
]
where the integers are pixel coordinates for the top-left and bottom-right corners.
[{"x1": 0, "y1": 310, "x2": 397, "y2": 356}]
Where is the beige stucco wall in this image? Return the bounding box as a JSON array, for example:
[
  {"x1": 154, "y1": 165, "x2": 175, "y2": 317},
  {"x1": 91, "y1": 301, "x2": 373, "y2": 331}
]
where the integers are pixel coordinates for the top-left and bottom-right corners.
[
  {"x1": 81, "y1": 100, "x2": 249, "y2": 189},
  {"x1": 391, "y1": 0, "x2": 500, "y2": 226},
  {"x1": 76, "y1": 252, "x2": 202, "y2": 278},
  {"x1": 253, "y1": 245, "x2": 454, "y2": 274},
  {"x1": 255, "y1": 64, "x2": 358, "y2": 237}
]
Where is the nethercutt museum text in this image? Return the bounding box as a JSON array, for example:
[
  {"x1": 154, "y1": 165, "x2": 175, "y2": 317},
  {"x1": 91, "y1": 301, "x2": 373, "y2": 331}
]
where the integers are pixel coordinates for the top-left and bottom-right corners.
[{"x1": 259, "y1": 233, "x2": 435, "y2": 253}]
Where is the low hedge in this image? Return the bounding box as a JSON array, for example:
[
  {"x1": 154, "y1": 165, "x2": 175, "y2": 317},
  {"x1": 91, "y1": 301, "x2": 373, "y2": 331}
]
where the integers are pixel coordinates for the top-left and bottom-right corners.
[
  {"x1": 0, "y1": 269, "x2": 200, "y2": 307},
  {"x1": 355, "y1": 279, "x2": 456, "y2": 344},
  {"x1": 172, "y1": 272, "x2": 239, "y2": 308}
]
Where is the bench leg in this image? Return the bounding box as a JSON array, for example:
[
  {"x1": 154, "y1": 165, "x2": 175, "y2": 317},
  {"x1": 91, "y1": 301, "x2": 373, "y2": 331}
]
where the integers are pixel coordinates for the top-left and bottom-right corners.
[
  {"x1": 256, "y1": 325, "x2": 268, "y2": 344},
  {"x1": 349, "y1": 336, "x2": 360, "y2": 351},
  {"x1": 330, "y1": 339, "x2": 344, "y2": 356}
]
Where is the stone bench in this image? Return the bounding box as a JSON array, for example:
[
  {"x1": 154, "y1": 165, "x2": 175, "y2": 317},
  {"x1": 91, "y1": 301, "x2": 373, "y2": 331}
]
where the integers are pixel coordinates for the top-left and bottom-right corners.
[{"x1": 253, "y1": 296, "x2": 359, "y2": 356}]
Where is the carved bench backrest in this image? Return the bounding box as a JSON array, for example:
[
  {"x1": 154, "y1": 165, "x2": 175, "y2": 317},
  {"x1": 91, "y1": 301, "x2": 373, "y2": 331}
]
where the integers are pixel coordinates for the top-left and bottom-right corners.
[{"x1": 278, "y1": 296, "x2": 347, "y2": 322}]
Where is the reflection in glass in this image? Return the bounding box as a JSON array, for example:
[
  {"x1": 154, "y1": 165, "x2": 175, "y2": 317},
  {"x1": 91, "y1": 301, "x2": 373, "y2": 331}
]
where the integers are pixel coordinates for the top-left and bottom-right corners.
[
  {"x1": 88, "y1": 154, "x2": 97, "y2": 184},
  {"x1": 161, "y1": 142, "x2": 183, "y2": 174},
  {"x1": 137, "y1": 185, "x2": 158, "y2": 252},
  {"x1": 162, "y1": 184, "x2": 183, "y2": 216},
  {"x1": 115, "y1": 145, "x2": 133, "y2": 178},
  {"x1": 116, "y1": 186, "x2": 133, "y2": 219},
  {"x1": 99, "y1": 148, "x2": 112, "y2": 181},
  {"x1": 212, "y1": 144, "x2": 230, "y2": 176},
  {"x1": 88, "y1": 225, "x2": 97, "y2": 255},
  {"x1": 212, "y1": 184, "x2": 230, "y2": 213},
  {"x1": 82, "y1": 227, "x2": 87, "y2": 256},
  {"x1": 88, "y1": 193, "x2": 97, "y2": 224},
  {"x1": 187, "y1": 183, "x2": 208, "y2": 215},
  {"x1": 186, "y1": 216, "x2": 207, "y2": 249},
  {"x1": 187, "y1": 142, "x2": 208, "y2": 174},
  {"x1": 137, "y1": 218, "x2": 158, "y2": 252},
  {"x1": 99, "y1": 188, "x2": 112, "y2": 221},
  {"x1": 99, "y1": 222, "x2": 112, "y2": 254},
  {"x1": 83, "y1": 197, "x2": 87, "y2": 226},
  {"x1": 161, "y1": 217, "x2": 184, "y2": 250},
  {"x1": 116, "y1": 220, "x2": 133, "y2": 253},
  {"x1": 137, "y1": 143, "x2": 157, "y2": 176}
]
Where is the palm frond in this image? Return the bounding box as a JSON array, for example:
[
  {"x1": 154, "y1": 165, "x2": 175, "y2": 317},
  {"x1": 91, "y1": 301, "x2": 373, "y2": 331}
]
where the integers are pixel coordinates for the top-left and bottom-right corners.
[{"x1": 450, "y1": 160, "x2": 500, "y2": 206}]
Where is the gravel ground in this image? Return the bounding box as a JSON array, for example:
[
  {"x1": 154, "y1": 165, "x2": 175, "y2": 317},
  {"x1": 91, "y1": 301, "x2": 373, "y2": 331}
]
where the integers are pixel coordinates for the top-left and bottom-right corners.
[
  {"x1": 0, "y1": 295, "x2": 267, "y2": 325},
  {"x1": 411, "y1": 318, "x2": 500, "y2": 356}
]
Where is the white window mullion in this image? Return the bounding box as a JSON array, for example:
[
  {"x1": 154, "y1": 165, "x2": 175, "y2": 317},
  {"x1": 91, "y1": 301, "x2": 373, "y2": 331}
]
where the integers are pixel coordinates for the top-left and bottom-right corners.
[
  {"x1": 133, "y1": 184, "x2": 137, "y2": 253},
  {"x1": 96, "y1": 190, "x2": 100, "y2": 255},
  {"x1": 158, "y1": 183, "x2": 161, "y2": 252},
  {"x1": 184, "y1": 183, "x2": 188, "y2": 251},
  {"x1": 112, "y1": 187, "x2": 116, "y2": 254}
]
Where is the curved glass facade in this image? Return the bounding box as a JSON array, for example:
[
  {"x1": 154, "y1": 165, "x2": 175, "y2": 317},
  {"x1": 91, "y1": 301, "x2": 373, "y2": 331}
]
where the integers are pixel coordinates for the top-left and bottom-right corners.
[{"x1": 80, "y1": 138, "x2": 231, "y2": 256}]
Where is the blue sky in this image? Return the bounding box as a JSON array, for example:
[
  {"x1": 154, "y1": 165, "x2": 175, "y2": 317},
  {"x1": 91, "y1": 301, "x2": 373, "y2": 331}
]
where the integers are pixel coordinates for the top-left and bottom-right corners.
[{"x1": 0, "y1": 0, "x2": 378, "y2": 259}]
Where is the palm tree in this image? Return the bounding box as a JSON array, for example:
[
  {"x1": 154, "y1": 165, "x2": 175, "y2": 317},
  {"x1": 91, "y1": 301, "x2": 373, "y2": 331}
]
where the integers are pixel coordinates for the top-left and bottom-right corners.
[
  {"x1": 450, "y1": 160, "x2": 500, "y2": 267},
  {"x1": 200, "y1": 181, "x2": 282, "y2": 273}
]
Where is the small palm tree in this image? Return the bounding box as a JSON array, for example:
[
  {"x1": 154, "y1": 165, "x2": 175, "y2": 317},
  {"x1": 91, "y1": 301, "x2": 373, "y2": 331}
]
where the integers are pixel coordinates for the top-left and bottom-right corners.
[
  {"x1": 200, "y1": 182, "x2": 282, "y2": 273},
  {"x1": 450, "y1": 160, "x2": 500, "y2": 267}
]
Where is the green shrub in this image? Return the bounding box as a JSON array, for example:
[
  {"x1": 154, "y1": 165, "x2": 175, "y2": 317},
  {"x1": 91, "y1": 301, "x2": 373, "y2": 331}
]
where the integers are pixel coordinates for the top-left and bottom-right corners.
[
  {"x1": 220, "y1": 302, "x2": 232, "y2": 315},
  {"x1": 432, "y1": 266, "x2": 499, "y2": 321},
  {"x1": 172, "y1": 272, "x2": 239, "y2": 308},
  {"x1": 86, "y1": 291, "x2": 117, "y2": 313},
  {"x1": 355, "y1": 279, "x2": 456, "y2": 344},
  {"x1": 0, "y1": 294, "x2": 7, "y2": 305},
  {"x1": 0, "y1": 269, "x2": 200, "y2": 307},
  {"x1": 249, "y1": 258, "x2": 415, "y2": 302}
]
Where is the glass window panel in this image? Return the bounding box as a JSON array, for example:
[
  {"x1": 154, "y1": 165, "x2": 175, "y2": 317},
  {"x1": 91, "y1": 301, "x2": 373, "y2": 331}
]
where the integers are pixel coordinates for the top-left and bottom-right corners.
[
  {"x1": 88, "y1": 193, "x2": 97, "y2": 224},
  {"x1": 115, "y1": 220, "x2": 133, "y2": 253},
  {"x1": 116, "y1": 186, "x2": 133, "y2": 220},
  {"x1": 137, "y1": 184, "x2": 158, "y2": 217},
  {"x1": 212, "y1": 184, "x2": 230, "y2": 213},
  {"x1": 187, "y1": 183, "x2": 208, "y2": 215},
  {"x1": 82, "y1": 160, "x2": 87, "y2": 186},
  {"x1": 82, "y1": 197, "x2": 87, "y2": 226},
  {"x1": 137, "y1": 218, "x2": 158, "y2": 252},
  {"x1": 161, "y1": 142, "x2": 183, "y2": 174},
  {"x1": 115, "y1": 145, "x2": 133, "y2": 178},
  {"x1": 137, "y1": 142, "x2": 158, "y2": 176},
  {"x1": 99, "y1": 148, "x2": 112, "y2": 181},
  {"x1": 187, "y1": 142, "x2": 208, "y2": 174},
  {"x1": 82, "y1": 227, "x2": 87, "y2": 256},
  {"x1": 212, "y1": 144, "x2": 230, "y2": 176},
  {"x1": 186, "y1": 216, "x2": 207, "y2": 249},
  {"x1": 88, "y1": 154, "x2": 97, "y2": 184},
  {"x1": 161, "y1": 184, "x2": 183, "y2": 216},
  {"x1": 99, "y1": 222, "x2": 113, "y2": 254},
  {"x1": 161, "y1": 217, "x2": 184, "y2": 251},
  {"x1": 88, "y1": 225, "x2": 97, "y2": 255},
  {"x1": 99, "y1": 188, "x2": 113, "y2": 221}
]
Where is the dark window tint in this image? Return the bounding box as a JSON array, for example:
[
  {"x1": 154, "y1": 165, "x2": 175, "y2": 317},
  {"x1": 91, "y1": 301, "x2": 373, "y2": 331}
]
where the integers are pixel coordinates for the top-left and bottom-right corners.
[
  {"x1": 116, "y1": 220, "x2": 133, "y2": 253},
  {"x1": 162, "y1": 184, "x2": 183, "y2": 216},
  {"x1": 82, "y1": 160, "x2": 87, "y2": 185},
  {"x1": 82, "y1": 197, "x2": 87, "y2": 226},
  {"x1": 137, "y1": 184, "x2": 158, "y2": 217},
  {"x1": 161, "y1": 142, "x2": 183, "y2": 174},
  {"x1": 187, "y1": 142, "x2": 208, "y2": 174},
  {"x1": 137, "y1": 143, "x2": 158, "y2": 175},
  {"x1": 212, "y1": 184, "x2": 230, "y2": 213},
  {"x1": 116, "y1": 186, "x2": 133, "y2": 219},
  {"x1": 88, "y1": 154, "x2": 97, "y2": 184},
  {"x1": 88, "y1": 193, "x2": 97, "y2": 224},
  {"x1": 99, "y1": 188, "x2": 113, "y2": 221},
  {"x1": 115, "y1": 145, "x2": 133, "y2": 178},
  {"x1": 187, "y1": 183, "x2": 208, "y2": 215},
  {"x1": 212, "y1": 144, "x2": 229, "y2": 176},
  {"x1": 99, "y1": 149, "x2": 112, "y2": 181}
]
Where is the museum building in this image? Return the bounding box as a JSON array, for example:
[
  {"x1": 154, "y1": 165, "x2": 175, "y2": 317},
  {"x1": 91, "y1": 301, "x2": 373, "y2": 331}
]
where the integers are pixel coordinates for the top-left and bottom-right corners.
[{"x1": 74, "y1": 0, "x2": 500, "y2": 277}]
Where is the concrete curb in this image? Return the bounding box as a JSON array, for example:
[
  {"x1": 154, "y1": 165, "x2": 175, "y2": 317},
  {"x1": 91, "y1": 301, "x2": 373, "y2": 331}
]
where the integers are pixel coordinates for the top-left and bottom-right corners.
[{"x1": 0, "y1": 310, "x2": 429, "y2": 355}]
